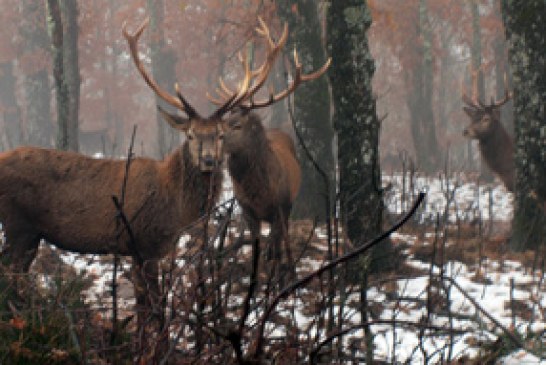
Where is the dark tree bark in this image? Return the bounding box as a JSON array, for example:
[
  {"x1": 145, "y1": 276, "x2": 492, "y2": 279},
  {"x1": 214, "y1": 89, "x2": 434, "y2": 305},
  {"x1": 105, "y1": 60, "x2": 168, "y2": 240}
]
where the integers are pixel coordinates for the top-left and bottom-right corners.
[
  {"x1": 0, "y1": 62, "x2": 22, "y2": 149},
  {"x1": 47, "y1": 0, "x2": 69, "y2": 151},
  {"x1": 327, "y1": 2, "x2": 386, "y2": 362},
  {"x1": 21, "y1": 1, "x2": 53, "y2": 147},
  {"x1": 502, "y1": 0, "x2": 546, "y2": 250},
  {"x1": 148, "y1": 0, "x2": 179, "y2": 158},
  {"x1": 327, "y1": 2, "x2": 385, "y2": 268},
  {"x1": 63, "y1": 0, "x2": 80, "y2": 152},
  {"x1": 276, "y1": 0, "x2": 335, "y2": 221},
  {"x1": 404, "y1": 0, "x2": 441, "y2": 172}
]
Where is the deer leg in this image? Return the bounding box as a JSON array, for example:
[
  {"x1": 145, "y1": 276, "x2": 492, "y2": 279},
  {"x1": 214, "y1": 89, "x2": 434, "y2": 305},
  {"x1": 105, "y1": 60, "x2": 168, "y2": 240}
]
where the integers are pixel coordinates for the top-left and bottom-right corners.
[
  {"x1": 131, "y1": 259, "x2": 162, "y2": 332},
  {"x1": 0, "y1": 222, "x2": 40, "y2": 273},
  {"x1": 243, "y1": 210, "x2": 261, "y2": 246},
  {"x1": 270, "y1": 207, "x2": 293, "y2": 265}
]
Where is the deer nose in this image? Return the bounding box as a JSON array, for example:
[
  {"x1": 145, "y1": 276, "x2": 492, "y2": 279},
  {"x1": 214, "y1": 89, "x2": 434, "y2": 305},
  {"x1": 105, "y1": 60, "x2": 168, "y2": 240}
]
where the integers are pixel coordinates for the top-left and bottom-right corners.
[{"x1": 202, "y1": 155, "x2": 216, "y2": 168}]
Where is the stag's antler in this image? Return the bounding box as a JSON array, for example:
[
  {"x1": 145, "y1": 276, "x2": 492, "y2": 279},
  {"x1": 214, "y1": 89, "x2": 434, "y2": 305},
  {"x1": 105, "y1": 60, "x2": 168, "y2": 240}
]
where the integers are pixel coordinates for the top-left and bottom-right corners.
[
  {"x1": 462, "y1": 66, "x2": 482, "y2": 108},
  {"x1": 462, "y1": 65, "x2": 512, "y2": 110},
  {"x1": 491, "y1": 73, "x2": 512, "y2": 108},
  {"x1": 122, "y1": 18, "x2": 200, "y2": 118},
  {"x1": 208, "y1": 17, "x2": 331, "y2": 116}
]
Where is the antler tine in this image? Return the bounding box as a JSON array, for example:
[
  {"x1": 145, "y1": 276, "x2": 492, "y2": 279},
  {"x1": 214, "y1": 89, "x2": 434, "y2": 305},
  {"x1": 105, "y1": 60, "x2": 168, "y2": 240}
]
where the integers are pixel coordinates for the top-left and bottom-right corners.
[
  {"x1": 209, "y1": 19, "x2": 289, "y2": 117},
  {"x1": 492, "y1": 72, "x2": 512, "y2": 107},
  {"x1": 229, "y1": 21, "x2": 289, "y2": 109},
  {"x1": 174, "y1": 84, "x2": 199, "y2": 118},
  {"x1": 123, "y1": 18, "x2": 199, "y2": 117},
  {"x1": 210, "y1": 51, "x2": 253, "y2": 117},
  {"x1": 206, "y1": 75, "x2": 239, "y2": 106},
  {"x1": 209, "y1": 18, "x2": 331, "y2": 116},
  {"x1": 245, "y1": 48, "x2": 332, "y2": 110},
  {"x1": 462, "y1": 65, "x2": 481, "y2": 109}
]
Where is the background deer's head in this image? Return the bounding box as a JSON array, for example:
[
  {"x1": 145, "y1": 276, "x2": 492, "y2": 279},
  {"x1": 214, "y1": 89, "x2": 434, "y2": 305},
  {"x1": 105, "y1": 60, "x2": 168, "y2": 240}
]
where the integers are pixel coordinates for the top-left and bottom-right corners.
[{"x1": 461, "y1": 69, "x2": 512, "y2": 142}]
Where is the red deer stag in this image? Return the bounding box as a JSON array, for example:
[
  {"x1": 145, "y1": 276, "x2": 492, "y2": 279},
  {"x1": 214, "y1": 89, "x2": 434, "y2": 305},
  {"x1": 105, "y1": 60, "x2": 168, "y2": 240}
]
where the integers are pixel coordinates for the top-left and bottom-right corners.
[
  {"x1": 208, "y1": 18, "x2": 331, "y2": 264},
  {"x1": 462, "y1": 69, "x2": 514, "y2": 192},
  {"x1": 0, "y1": 17, "x2": 252, "y2": 324}
]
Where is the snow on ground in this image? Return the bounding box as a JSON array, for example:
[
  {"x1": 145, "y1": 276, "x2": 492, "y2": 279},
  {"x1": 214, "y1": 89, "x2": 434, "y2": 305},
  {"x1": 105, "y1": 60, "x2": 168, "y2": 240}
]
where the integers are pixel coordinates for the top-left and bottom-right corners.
[{"x1": 43, "y1": 173, "x2": 545, "y2": 363}]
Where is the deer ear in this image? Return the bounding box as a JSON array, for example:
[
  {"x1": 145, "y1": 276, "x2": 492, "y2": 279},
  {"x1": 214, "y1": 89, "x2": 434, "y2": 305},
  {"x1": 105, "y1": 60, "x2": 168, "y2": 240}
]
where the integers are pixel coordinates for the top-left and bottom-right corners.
[{"x1": 158, "y1": 106, "x2": 190, "y2": 131}]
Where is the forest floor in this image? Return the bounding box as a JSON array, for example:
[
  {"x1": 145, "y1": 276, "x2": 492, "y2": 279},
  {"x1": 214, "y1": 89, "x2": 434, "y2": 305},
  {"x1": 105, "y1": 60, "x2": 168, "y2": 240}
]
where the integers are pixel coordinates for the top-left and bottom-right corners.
[{"x1": 22, "y1": 171, "x2": 546, "y2": 363}]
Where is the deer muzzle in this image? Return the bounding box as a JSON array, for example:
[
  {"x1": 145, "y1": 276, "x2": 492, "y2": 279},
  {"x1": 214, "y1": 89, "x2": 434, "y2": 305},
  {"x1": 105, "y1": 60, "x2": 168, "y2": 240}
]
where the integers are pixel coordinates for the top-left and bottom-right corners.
[{"x1": 200, "y1": 155, "x2": 217, "y2": 171}]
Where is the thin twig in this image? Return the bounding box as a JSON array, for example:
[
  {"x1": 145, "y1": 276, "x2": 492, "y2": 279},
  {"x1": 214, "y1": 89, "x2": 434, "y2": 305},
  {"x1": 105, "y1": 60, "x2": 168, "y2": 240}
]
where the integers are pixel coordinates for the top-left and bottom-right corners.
[{"x1": 253, "y1": 192, "x2": 426, "y2": 358}]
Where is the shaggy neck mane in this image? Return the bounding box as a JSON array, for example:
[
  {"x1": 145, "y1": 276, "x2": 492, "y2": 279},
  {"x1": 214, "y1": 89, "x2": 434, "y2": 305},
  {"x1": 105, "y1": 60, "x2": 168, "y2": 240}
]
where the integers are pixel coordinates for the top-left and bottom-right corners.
[
  {"x1": 228, "y1": 128, "x2": 272, "y2": 193},
  {"x1": 478, "y1": 127, "x2": 513, "y2": 171}
]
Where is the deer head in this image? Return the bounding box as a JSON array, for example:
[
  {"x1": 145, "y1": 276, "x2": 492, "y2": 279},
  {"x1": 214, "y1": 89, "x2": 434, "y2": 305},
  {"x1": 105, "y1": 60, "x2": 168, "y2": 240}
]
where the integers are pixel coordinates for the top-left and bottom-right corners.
[
  {"x1": 123, "y1": 19, "x2": 226, "y2": 172},
  {"x1": 461, "y1": 68, "x2": 512, "y2": 141},
  {"x1": 461, "y1": 67, "x2": 515, "y2": 192}
]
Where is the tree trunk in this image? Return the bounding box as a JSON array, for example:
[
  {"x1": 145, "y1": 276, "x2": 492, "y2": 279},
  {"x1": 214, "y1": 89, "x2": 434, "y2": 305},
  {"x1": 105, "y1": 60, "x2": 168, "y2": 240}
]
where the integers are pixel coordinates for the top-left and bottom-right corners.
[
  {"x1": 327, "y1": 2, "x2": 385, "y2": 268},
  {"x1": 47, "y1": 0, "x2": 69, "y2": 151},
  {"x1": 21, "y1": 1, "x2": 53, "y2": 147},
  {"x1": 502, "y1": 0, "x2": 546, "y2": 250},
  {"x1": 148, "y1": 0, "x2": 179, "y2": 158},
  {"x1": 405, "y1": 0, "x2": 441, "y2": 172},
  {"x1": 0, "y1": 62, "x2": 22, "y2": 149},
  {"x1": 62, "y1": 0, "x2": 80, "y2": 152},
  {"x1": 327, "y1": 2, "x2": 386, "y2": 362},
  {"x1": 276, "y1": 0, "x2": 335, "y2": 221}
]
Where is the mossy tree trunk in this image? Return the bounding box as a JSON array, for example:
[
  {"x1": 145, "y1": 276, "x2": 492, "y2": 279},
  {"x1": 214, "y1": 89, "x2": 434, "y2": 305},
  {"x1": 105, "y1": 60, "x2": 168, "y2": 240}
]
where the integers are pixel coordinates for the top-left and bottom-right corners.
[
  {"x1": 502, "y1": 0, "x2": 546, "y2": 250},
  {"x1": 327, "y1": 2, "x2": 386, "y2": 268},
  {"x1": 276, "y1": 0, "x2": 335, "y2": 221}
]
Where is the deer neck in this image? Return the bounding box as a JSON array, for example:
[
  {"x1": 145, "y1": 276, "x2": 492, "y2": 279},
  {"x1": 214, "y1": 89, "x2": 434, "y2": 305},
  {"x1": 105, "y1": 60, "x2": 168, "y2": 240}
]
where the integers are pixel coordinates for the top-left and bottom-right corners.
[
  {"x1": 227, "y1": 131, "x2": 272, "y2": 189},
  {"x1": 478, "y1": 127, "x2": 515, "y2": 190}
]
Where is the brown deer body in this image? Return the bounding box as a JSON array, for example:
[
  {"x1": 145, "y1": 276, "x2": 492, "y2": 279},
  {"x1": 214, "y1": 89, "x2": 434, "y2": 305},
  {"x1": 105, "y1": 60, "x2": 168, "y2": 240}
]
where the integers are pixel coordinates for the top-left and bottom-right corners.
[
  {"x1": 462, "y1": 111, "x2": 515, "y2": 191},
  {"x1": 0, "y1": 143, "x2": 221, "y2": 272},
  {"x1": 0, "y1": 19, "x2": 230, "y2": 339},
  {"x1": 223, "y1": 111, "x2": 301, "y2": 262},
  {"x1": 0, "y1": 16, "x2": 329, "y2": 334},
  {"x1": 204, "y1": 17, "x2": 329, "y2": 265},
  {"x1": 462, "y1": 70, "x2": 514, "y2": 192}
]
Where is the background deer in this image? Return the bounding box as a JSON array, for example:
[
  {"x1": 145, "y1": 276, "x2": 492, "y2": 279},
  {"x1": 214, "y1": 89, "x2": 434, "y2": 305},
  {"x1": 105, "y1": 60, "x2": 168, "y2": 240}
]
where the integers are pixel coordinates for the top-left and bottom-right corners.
[
  {"x1": 209, "y1": 18, "x2": 330, "y2": 265},
  {"x1": 462, "y1": 70, "x2": 514, "y2": 192}
]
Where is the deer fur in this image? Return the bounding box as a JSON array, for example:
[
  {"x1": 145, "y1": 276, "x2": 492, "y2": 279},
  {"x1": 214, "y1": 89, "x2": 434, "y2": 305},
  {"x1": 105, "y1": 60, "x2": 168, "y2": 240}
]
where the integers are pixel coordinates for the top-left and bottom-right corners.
[
  {"x1": 223, "y1": 110, "x2": 301, "y2": 262},
  {"x1": 0, "y1": 121, "x2": 223, "y2": 273},
  {"x1": 0, "y1": 117, "x2": 224, "y2": 333},
  {"x1": 463, "y1": 106, "x2": 515, "y2": 192}
]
